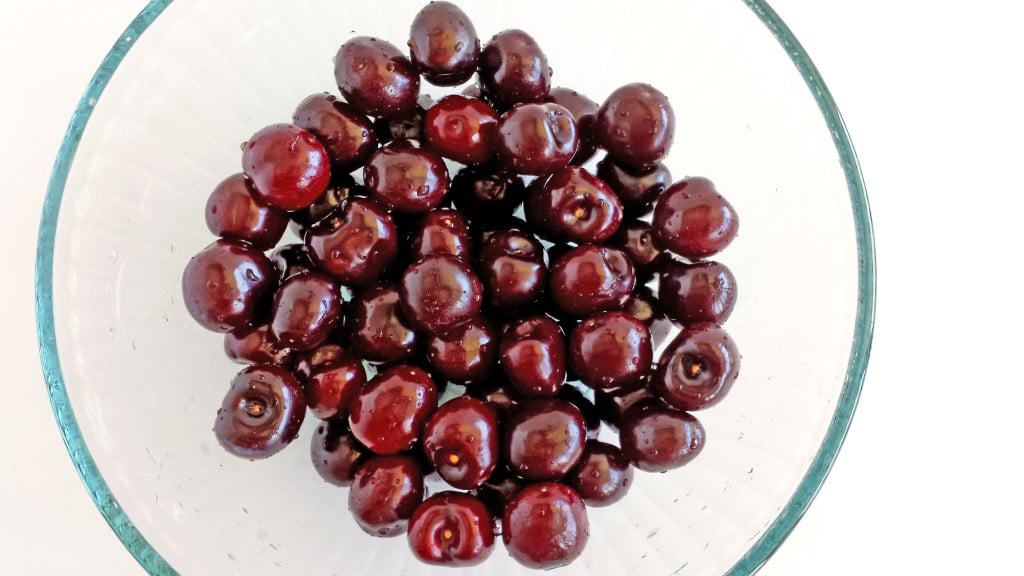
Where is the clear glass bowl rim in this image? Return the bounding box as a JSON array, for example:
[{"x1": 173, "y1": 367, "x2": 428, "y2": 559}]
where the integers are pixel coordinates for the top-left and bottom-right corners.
[{"x1": 33, "y1": 1, "x2": 876, "y2": 574}]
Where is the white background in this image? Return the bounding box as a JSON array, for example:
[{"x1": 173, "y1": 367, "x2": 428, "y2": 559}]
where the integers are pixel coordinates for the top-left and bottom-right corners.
[{"x1": 1, "y1": 1, "x2": 1022, "y2": 574}]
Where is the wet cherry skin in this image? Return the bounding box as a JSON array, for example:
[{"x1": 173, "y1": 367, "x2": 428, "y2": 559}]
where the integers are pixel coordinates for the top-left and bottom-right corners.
[
  {"x1": 407, "y1": 491, "x2": 495, "y2": 566},
  {"x1": 399, "y1": 254, "x2": 484, "y2": 335},
  {"x1": 476, "y1": 228, "x2": 547, "y2": 310},
  {"x1": 596, "y1": 157, "x2": 672, "y2": 216},
  {"x1": 652, "y1": 322, "x2": 740, "y2": 411},
  {"x1": 349, "y1": 454, "x2": 425, "y2": 536},
  {"x1": 595, "y1": 83, "x2": 675, "y2": 172},
  {"x1": 223, "y1": 324, "x2": 294, "y2": 367},
  {"x1": 205, "y1": 173, "x2": 288, "y2": 249},
  {"x1": 569, "y1": 311, "x2": 652, "y2": 390},
  {"x1": 301, "y1": 346, "x2": 365, "y2": 420},
  {"x1": 292, "y1": 93, "x2": 378, "y2": 173},
  {"x1": 549, "y1": 245, "x2": 636, "y2": 317},
  {"x1": 503, "y1": 399, "x2": 586, "y2": 480},
  {"x1": 346, "y1": 283, "x2": 419, "y2": 363},
  {"x1": 334, "y1": 36, "x2": 420, "y2": 119},
  {"x1": 525, "y1": 166, "x2": 623, "y2": 243},
  {"x1": 407, "y1": 1, "x2": 480, "y2": 86},
  {"x1": 426, "y1": 316, "x2": 498, "y2": 383},
  {"x1": 269, "y1": 272, "x2": 343, "y2": 351},
  {"x1": 311, "y1": 419, "x2": 368, "y2": 486},
  {"x1": 348, "y1": 364, "x2": 438, "y2": 455},
  {"x1": 502, "y1": 482, "x2": 589, "y2": 569},
  {"x1": 659, "y1": 260, "x2": 737, "y2": 325},
  {"x1": 182, "y1": 239, "x2": 277, "y2": 333},
  {"x1": 364, "y1": 142, "x2": 449, "y2": 214},
  {"x1": 270, "y1": 243, "x2": 316, "y2": 281},
  {"x1": 652, "y1": 177, "x2": 739, "y2": 259},
  {"x1": 421, "y1": 396, "x2": 499, "y2": 489},
  {"x1": 478, "y1": 29, "x2": 551, "y2": 107},
  {"x1": 548, "y1": 87, "x2": 599, "y2": 165},
  {"x1": 499, "y1": 316, "x2": 567, "y2": 397},
  {"x1": 494, "y1": 103, "x2": 578, "y2": 175},
  {"x1": 567, "y1": 440, "x2": 633, "y2": 506},
  {"x1": 214, "y1": 365, "x2": 305, "y2": 460},
  {"x1": 305, "y1": 197, "x2": 399, "y2": 286},
  {"x1": 450, "y1": 165, "x2": 526, "y2": 221},
  {"x1": 618, "y1": 398, "x2": 705, "y2": 472},
  {"x1": 424, "y1": 95, "x2": 499, "y2": 165},
  {"x1": 242, "y1": 123, "x2": 332, "y2": 211},
  {"x1": 410, "y1": 208, "x2": 472, "y2": 261}
]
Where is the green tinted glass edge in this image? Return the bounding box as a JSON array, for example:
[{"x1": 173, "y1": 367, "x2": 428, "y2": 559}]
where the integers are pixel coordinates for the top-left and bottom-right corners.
[{"x1": 33, "y1": 1, "x2": 874, "y2": 575}]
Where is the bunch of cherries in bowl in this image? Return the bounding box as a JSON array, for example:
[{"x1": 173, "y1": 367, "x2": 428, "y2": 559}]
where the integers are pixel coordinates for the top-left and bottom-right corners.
[{"x1": 182, "y1": 1, "x2": 740, "y2": 569}]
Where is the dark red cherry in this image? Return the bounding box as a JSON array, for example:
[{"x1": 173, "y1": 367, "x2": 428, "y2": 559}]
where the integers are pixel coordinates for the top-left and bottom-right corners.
[
  {"x1": 301, "y1": 347, "x2": 365, "y2": 420},
  {"x1": 549, "y1": 245, "x2": 635, "y2": 317},
  {"x1": 652, "y1": 177, "x2": 739, "y2": 259},
  {"x1": 612, "y1": 219, "x2": 667, "y2": 275},
  {"x1": 349, "y1": 454, "x2": 425, "y2": 536},
  {"x1": 294, "y1": 341, "x2": 348, "y2": 379},
  {"x1": 242, "y1": 123, "x2": 331, "y2": 211},
  {"x1": 619, "y1": 398, "x2": 705, "y2": 472},
  {"x1": 305, "y1": 197, "x2": 398, "y2": 285},
  {"x1": 499, "y1": 316, "x2": 566, "y2": 397},
  {"x1": 311, "y1": 419, "x2": 368, "y2": 486},
  {"x1": 408, "y1": 1, "x2": 480, "y2": 86},
  {"x1": 476, "y1": 229, "x2": 546, "y2": 309},
  {"x1": 214, "y1": 365, "x2": 305, "y2": 460},
  {"x1": 293, "y1": 93, "x2": 377, "y2": 173},
  {"x1": 549, "y1": 87, "x2": 599, "y2": 165},
  {"x1": 557, "y1": 385, "x2": 601, "y2": 440},
  {"x1": 399, "y1": 254, "x2": 483, "y2": 335},
  {"x1": 568, "y1": 440, "x2": 633, "y2": 506},
  {"x1": 479, "y1": 30, "x2": 551, "y2": 107},
  {"x1": 224, "y1": 324, "x2": 294, "y2": 367},
  {"x1": 426, "y1": 316, "x2": 497, "y2": 383},
  {"x1": 349, "y1": 364, "x2": 437, "y2": 455},
  {"x1": 270, "y1": 243, "x2": 316, "y2": 281},
  {"x1": 410, "y1": 208, "x2": 472, "y2": 261},
  {"x1": 182, "y1": 239, "x2": 277, "y2": 333},
  {"x1": 525, "y1": 166, "x2": 623, "y2": 243},
  {"x1": 494, "y1": 103, "x2": 578, "y2": 175},
  {"x1": 374, "y1": 95, "x2": 432, "y2": 144},
  {"x1": 334, "y1": 36, "x2": 420, "y2": 119},
  {"x1": 594, "y1": 378, "x2": 652, "y2": 429},
  {"x1": 502, "y1": 482, "x2": 589, "y2": 569},
  {"x1": 424, "y1": 95, "x2": 498, "y2": 164},
  {"x1": 623, "y1": 287, "x2": 675, "y2": 347},
  {"x1": 659, "y1": 260, "x2": 737, "y2": 324},
  {"x1": 421, "y1": 397, "x2": 499, "y2": 489},
  {"x1": 466, "y1": 380, "x2": 521, "y2": 416},
  {"x1": 596, "y1": 156, "x2": 671, "y2": 216},
  {"x1": 364, "y1": 142, "x2": 449, "y2": 214},
  {"x1": 205, "y1": 173, "x2": 288, "y2": 249},
  {"x1": 504, "y1": 399, "x2": 586, "y2": 480},
  {"x1": 288, "y1": 174, "x2": 362, "y2": 238},
  {"x1": 450, "y1": 165, "x2": 526, "y2": 220},
  {"x1": 653, "y1": 323, "x2": 740, "y2": 411},
  {"x1": 408, "y1": 492, "x2": 495, "y2": 566},
  {"x1": 596, "y1": 83, "x2": 675, "y2": 172},
  {"x1": 570, "y1": 311, "x2": 652, "y2": 390},
  {"x1": 346, "y1": 283, "x2": 419, "y2": 363},
  {"x1": 269, "y1": 272, "x2": 343, "y2": 351}
]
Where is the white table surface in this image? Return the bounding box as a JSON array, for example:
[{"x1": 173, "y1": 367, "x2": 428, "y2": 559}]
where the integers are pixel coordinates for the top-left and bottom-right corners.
[{"x1": 2, "y1": 1, "x2": 1022, "y2": 574}]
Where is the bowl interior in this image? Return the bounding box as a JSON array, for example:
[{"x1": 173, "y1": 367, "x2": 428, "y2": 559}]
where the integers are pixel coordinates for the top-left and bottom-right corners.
[{"x1": 42, "y1": 0, "x2": 867, "y2": 574}]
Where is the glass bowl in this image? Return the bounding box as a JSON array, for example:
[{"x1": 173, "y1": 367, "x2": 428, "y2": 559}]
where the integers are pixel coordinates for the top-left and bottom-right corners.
[{"x1": 35, "y1": 0, "x2": 874, "y2": 574}]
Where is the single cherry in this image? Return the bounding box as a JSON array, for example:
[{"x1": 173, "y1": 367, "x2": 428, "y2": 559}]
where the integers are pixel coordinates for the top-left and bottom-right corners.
[
  {"x1": 596, "y1": 83, "x2": 675, "y2": 172},
  {"x1": 205, "y1": 173, "x2": 288, "y2": 249},
  {"x1": 479, "y1": 29, "x2": 551, "y2": 107},
  {"x1": 549, "y1": 87, "x2": 599, "y2": 165},
  {"x1": 399, "y1": 254, "x2": 483, "y2": 335},
  {"x1": 502, "y1": 482, "x2": 589, "y2": 569},
  {"x1": 242, "y1": 123, "x2": 331, "y2": 211},
  {"x1": 408, "y1": 1, "x2": 480, "y2": 86},
  {"x1": 653, "y1": 322, "x2": 740, "y2": 411},
  {"x1": 619, "y1": 398, "x2": 705, "y2": 472},
  {"x1": 570, "y1": 311, "x2": 652, "y2": 390},
  {"x1": 214, "y1": 365, "x2": 305, "y2": 460},
  {"x1": 302, "y1": 347, "x2": 365, "y2": 420},
  {"x1": 269, "y1": 272, "x2": 343, "y2": 351},
  {"x1": 424, "y1": 95, "x2": 498, "y2": 165},
  {"x1": 450, "y1": 165, "x2": 526, "y2": 220},
  {"x1": 426, "y1": 316, "x2": 497, "y2": 383},
  {"x1": 364, "y1": 142, "x2": 449, "y2": 214},
  {"x1": 421, "y1": 396, "x2": 499, "y2": 489},
  {"x1": 499, "y1": 316, "x2": 566, "y2": 397},
  {"x1": 349, "y1": 454, "x2": 425, "y2": 536},
  {"x1": 549, "y1": 245, "x2": 635, "y2": 317},
  {"x1": 270, "y1": 243, "x2": 316, "y2": 281},
  {"x1": 410, "y1": 208, "x2": 472, "y2": 261},
  {"x1": 659, "y1": 260, "x2": 737, "y2": 325},
  {"x1": 525, "y1": 166, "x2": 623, "y2": 243},
  {"x1": 504, "y1": 399, "x2": 586, "y2": 480},
  {"x1": 348, "y1": 364, "x2": 437, "y2": 455},
  {"x1": 494, "y1": 103, "x2": 578, "y2": 175},
  {"x1": 305, "y1": 197, "x2": 398, "y2": 286},
  {"x1": 311, "y1": 419, "x2": 368, "y2": 486},
  {"x1": 568, "y1": 440, "x2": 633, "y2": 506},
  {"x1": 346, "y1": 283, "x2": 419, "y2": 363},
  {"x1": 407, "y1": 492, "x2": 495, "y2": 566},
  {"x1": 612, "y1": 219, "x2": 667, "y2": 276},
  {"x1": 293, "y1": 93, "x2": 377, "y2": 173},
  {"x1": 334, "y1": 36, "x2": 420, "y2": 119},
  {"x1": 652, "y1": 177, "x2": 739, "y2": 259},
  {"x1": 223, "y1": 324, "x2": 294, "y2": 367},
  {"x1": 476, "y1": 229, "x2": 546, "y2": 309},
  {"x1": 182, "y1": 239, "x2": 277, "y2": 333}
]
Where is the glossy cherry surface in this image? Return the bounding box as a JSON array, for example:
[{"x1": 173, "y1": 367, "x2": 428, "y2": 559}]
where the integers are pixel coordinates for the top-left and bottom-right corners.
[
  {"x1": 499, "y1": 316, "x2": 566, "y2": 397},
  {"x1": 494, "y1": 103, "x2": 578, "y2": 175},
  {"x1": 334, "y1": 36, "x2": 420, "y2": 119},
  {"x1": 364, "y1": 142, "x2": 449, "y2": 214},
  {"x1": 407, "y1": 492, "x2": 495, "y2": 566},
  {"x1": 424, "y1": 95, "x2": 498, "y2": 165},
  {"x1": 596, "y1": 157, "x2": 672, "y2": 216},
  {"x1": 270, "y1": 243, "x2": 316, "y2": 281},
  {"x1": 502, "y1": 482, "x2": 589, "y2": 569},
  {"x1": 305, "y1": 197, "x2": 398, "y2": 285},
  {"x1": 346, "y1": 283, "x2": 419, "y2": 363},
  {"x1": 287, "y1": 174, "x2": 361, "y2": 238},
  {"x1": 182, "y1": 239, "x2": 277, "y2": 333},
  {"x1": 349, "y1": 365, "x2": 437, "y2": 455},
  {"x1": 242, "y1": 123, "x2": 331, "y2": 211},
  {"x1": 421, "y1": 396, "x2": 499, "y2": 489},
  {"x1": 269, "y1": 272, "x2": 342, "y2": 351},
  {"x1": 479, "y1": 29, "x2": 551, "y2": 107},
  {"x1": 399, "y1": 254, "x2": 483, "y2": 335},
  {"x1": 311, "y1": 419, "x2": 367, "y2": 486},
  {"x1": 223, "y1": 324, "x2": 294, "y2": 367},
  {"x1": 569, "y1": 311, "x2": 652, "y2": 390},
  {"x1": 612, "y1": 219, "x2": 667, "y2": 275},
  {"x1": 476, "y1": 229, "x2": 546, "y2": 309},
  {"x1": 659, "y1": 260, "x2": 737, "y2": 325},
  {"x1": 426, "y1": 316, "x2": 497, "y2": 383},
  {"x1": 450, "y1": 165, "x2": 526, "y2": 220},
  {"x1": 549, "y1": 87, "x2": 599, "y2": 165},
  {"x1": 408, "y1": 1, "x2": 480, "y2": 86},
  {"x1": 214, "y1": 365, "x2": 305, "y2": 460},
  {"x1": 653, "y1": 322, "x2": 740, "y2": 411},
  {"x1": 349, "y1": 454, "x2": 425, "y2": 537},
  {"x1": 293, "y1": 93, "x2": 377, "y2": 173},
  {"x1": 568, "y1": 440, "x2": 633, "y2": 506},
  {"x1": 619, "y1": 398, "x2": 705, "y2": 472},
  {"x1": 595, "y1": 83, "x2": 675, "y2": 172},
  {"x1": 525, "y1": 166, "x2": 623, "y2": 243},
  {"x1": 504, "y1": 399, "x2": 585, "y2": 480},
  {"x1": 205, "y1": 173, "x2": 288, "y2": 249},
  {"x1": 302, "y1": 347, "x2": 365, "y2": 420},
  {"x1": 549, "y1": 245, "x2": 636, "y2": 317},
  {"x1": 652, "y1": 177, "x2": 739, "y2": 259},
  {"x1": 410, "y1": 208, "x2": 472, "y2": 261}
]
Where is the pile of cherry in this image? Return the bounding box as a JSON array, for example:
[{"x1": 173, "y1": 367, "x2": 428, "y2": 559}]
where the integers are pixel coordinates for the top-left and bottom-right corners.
[{"x1": 182, "y1": 1, "x2": 740, "y2": 569}]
